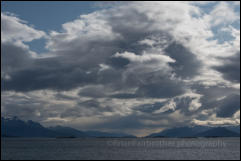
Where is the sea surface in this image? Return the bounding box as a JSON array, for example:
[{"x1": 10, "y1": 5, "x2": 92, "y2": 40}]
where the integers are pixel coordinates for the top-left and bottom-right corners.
[{"x1": 1, "y1": 137, "x2": 240, "y2": 160}]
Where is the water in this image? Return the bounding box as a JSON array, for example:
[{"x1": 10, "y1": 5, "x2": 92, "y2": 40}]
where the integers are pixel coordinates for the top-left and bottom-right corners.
[{"x1": 1, "y1": 138, "x2": 240, "y2": 160}]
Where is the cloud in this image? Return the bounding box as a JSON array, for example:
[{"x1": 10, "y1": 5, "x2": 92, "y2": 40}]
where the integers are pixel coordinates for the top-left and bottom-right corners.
[
  {"x1": 114, "y1": 51, "x2": 175, "y2": 64},
  {"x1": 2, "y1": 3, "x2": 195, "y2": 94},
  {"x1": 135, "y1": 78, "x2": 186, "y2": 98},
  {"x1": 1, "y1": 42, "x2": 34, "y2": 74},
  {"x1": 216, "y1": 94, "x2": 240, "y2": 118},
  {"x1": 1, "y1": 12, "x2": 46, "y2": 90},
  {"x1": 78, "y1": 85, "x2": 108, "y2": 98},
  {"x1": 192, "y1": 118, "x2": 240, "y2": 126},
  {"x1": 1, "y1": 2, "x2": 240, "y2": 135},
  {"x1": 165, "y1": 42, "x2": 202, "y2": 79},
  {"x1": 191, "y1": 1, "x2": 216, "y2": 6},
  {"x1": 204, "y1": 2, "x2": 239, "y2": 27},
  {"x1": 1, "y1": 13, "x2": 45, "y2": 43},
  {"x1": 214, "y1": 52, "x2": 240, "y2": 83}
]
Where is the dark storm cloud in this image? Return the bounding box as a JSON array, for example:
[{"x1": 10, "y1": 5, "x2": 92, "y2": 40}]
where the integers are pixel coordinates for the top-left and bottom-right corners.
[
  {"x1": 191, "y1": 84, "x2": 240, "y2": 118},
  {"x1": 2, "y1": 33, "x2": 189, "y2": 100},
  {"x1": 55, "y1": 93, "x2": 77, "y2": 100},
  {"x1": 1, "y1": 46, "x2": 124, "y2": 92},
  {"x1": 78, "y1": 86, "x2": 107, "y2": 98},
  {"x1": 133, "y1": 96, "x2": 201, "y2": 116},
  {"x1": 2, "y1": 64, "x2": 98, "y2": 91},
  {"x1": 214, "y1": 52, "x2": 240, "y2": 83},
  {"x1": 216, "y1": 94, "x2": 240, "y2": 118},
  {"x1": 60, "y1": 99, "x2": 114, "y2": 118},
  {"x1": 1, "y1": 42, "x2": 33, "y2": 72},
  {"x1": 106, "y1": 57, "x2": 130, "y2": 69},
  {"x1": 2, "y1": 3, "x2": 199, "y2": 98},
  {"x1": 165, "y1": 42, "x2": 202, "y2": 79},
  {"x1": 134, "y1": 102, "x2": 169, "y2": 114},
  {"x1": 2, "y1": 40, "x2": 203, "y2": 102},
  {"x1": 173, "y1": 96, "x2": 196, "y2": 115},
  {"x1": 79, "y1": 99, "x2": 114, "y2": 113},
  {"x1": 109, "y1": 74, "x2": 186, "y2": 99},
  {"x1": 193, "y1": 84, "x2": 239, "y2": 101},
  {"x1": 135, "y1": 78, "x2": 186, "y2": 98},
  {"x1": 110, "y1": 93, "x2": 137, "y2": 99}
]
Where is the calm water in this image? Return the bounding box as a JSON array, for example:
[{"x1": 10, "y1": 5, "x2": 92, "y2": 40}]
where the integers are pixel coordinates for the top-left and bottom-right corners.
[{"x1": 1, "y1": 138, "x2": 240, "y2": 160}]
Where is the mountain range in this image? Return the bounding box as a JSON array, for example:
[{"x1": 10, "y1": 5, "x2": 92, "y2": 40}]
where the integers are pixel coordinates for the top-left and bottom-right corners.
[
  {"x1": 1, "y1": 117, "x2": 135, "y2": 138},
  {"x1": 1, "y1": 117, "x2": 240, "y2": 138},
  {"x1": 147, "y1": 125, "x2": 240, "y2": 138}
]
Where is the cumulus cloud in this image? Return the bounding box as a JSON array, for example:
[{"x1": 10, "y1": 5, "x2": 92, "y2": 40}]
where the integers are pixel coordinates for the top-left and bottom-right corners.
[
  {"x1": 1, "y1": 13, "x2": 45, "y2": 43},
  {"x1": 1, "y1": 1, "x2": 240, "y2": 136},
  {"x1": 204, "y1": 2, "x2": 239, "y2": 27}
]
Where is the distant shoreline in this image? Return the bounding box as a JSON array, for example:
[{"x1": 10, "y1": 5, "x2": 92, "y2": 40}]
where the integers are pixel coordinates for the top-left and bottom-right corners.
[{"x1": 2, "y1": 136, "x2": 240, "y2": 139}]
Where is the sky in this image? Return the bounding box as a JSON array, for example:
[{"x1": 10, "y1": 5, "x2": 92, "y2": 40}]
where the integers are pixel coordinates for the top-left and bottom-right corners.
[{"x1": 1, "y1": 1, "x2": 240, "y2": 137}]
